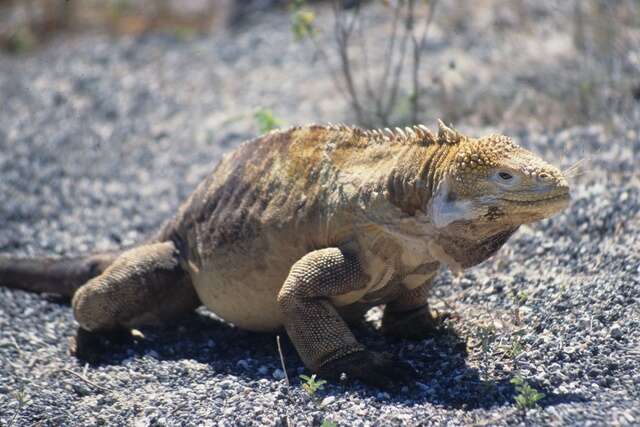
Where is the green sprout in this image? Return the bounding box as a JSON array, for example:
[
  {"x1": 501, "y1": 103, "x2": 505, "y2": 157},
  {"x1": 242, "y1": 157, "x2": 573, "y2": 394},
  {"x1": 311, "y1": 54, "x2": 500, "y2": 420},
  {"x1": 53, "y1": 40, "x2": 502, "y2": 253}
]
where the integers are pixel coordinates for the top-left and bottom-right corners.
[
  {"x1": 511, "y1": 375, "x2": 545, "y2": 410},
  {"x1": 290, "y1": 0, "x2": 316, "y2": 41},
  {"x1": 507, "y1": 337, "x2": 524, "y2": 358},
  {"x1": 300, "y1": 374, "x2": 327, "y2": 397},
  {"x1": 517, "y1": 291, "x2": 529, "y2": 304},
  {"x1": 254, "y1": 108, "x2": 282, "y2": 134}
]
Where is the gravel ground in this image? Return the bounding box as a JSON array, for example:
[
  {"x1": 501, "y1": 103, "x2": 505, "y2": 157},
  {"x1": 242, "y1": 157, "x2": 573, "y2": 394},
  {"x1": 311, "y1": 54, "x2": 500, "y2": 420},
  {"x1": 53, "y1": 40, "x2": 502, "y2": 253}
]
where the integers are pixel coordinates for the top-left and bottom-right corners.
[{"x1": 1, "y1": 3, "x2": 640, "y2": 426}]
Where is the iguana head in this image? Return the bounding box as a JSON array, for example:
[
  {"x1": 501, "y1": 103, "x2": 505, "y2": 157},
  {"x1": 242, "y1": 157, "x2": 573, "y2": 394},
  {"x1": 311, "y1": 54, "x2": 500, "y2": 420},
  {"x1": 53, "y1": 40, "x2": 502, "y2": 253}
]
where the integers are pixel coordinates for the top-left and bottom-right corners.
[{"x1": 430, "y1": 122, "x2": 570, "y2": 229}]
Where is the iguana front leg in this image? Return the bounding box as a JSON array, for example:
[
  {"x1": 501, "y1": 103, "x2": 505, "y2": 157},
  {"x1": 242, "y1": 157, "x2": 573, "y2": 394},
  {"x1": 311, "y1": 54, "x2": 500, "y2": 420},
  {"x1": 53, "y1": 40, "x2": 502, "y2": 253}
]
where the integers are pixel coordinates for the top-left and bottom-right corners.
[
  {"x1": 381, "y1": 278, "x2": 439, "y2": 340},
  {"x1": 277, "y1": 247, "x2": 415, "y2": 388}
]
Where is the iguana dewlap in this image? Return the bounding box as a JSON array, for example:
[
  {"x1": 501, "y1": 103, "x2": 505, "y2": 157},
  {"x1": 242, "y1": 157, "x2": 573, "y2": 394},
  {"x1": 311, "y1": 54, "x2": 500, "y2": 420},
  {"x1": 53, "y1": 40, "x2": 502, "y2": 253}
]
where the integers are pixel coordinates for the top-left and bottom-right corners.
[{"x1": 0, "y1": 121, "x2": 570, "y2": 388}]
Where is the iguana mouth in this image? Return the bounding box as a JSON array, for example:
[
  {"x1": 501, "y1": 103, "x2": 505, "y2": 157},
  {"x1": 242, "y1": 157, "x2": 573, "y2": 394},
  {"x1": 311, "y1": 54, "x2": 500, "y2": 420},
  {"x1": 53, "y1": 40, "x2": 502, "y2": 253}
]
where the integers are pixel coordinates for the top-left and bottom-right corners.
[{"x1": 500, "y1": 192, "x2": 570, "y2": 206}]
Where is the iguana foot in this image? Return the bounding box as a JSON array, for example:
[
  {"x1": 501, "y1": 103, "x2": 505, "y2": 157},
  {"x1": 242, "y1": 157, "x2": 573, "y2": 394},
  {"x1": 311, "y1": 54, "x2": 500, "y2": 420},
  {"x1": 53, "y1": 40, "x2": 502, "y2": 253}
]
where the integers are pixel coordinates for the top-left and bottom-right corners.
[
  {"x1": 317, "y1": 350, "x2": 416, "y2": 389},
  {"x1": 69, "y1": 327, "x2": 132, "y2": 363},
  {"x1": 381, "y1": 305, "x2": 440, "y2": 340}
]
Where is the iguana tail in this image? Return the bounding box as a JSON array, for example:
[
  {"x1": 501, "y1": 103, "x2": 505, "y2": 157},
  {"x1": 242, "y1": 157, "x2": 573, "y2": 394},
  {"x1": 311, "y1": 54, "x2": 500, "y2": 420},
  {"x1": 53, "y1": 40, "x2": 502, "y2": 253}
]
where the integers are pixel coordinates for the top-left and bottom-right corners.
[{"x1": 0, "y1": 251, "x2": 120, "y2": 298}]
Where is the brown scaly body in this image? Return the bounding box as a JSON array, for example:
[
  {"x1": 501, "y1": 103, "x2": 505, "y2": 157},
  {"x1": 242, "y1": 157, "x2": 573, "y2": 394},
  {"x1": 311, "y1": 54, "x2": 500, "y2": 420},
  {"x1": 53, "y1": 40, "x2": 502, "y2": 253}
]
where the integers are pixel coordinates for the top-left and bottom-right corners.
[{"x1": 0, "y1": 121, "x2": 570, "y2": 388}]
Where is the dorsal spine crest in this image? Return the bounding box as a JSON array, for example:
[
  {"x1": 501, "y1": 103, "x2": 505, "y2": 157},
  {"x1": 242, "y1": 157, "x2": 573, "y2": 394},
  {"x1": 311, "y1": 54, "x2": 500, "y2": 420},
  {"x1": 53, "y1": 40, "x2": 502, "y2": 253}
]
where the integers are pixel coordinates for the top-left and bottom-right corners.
[
  {"x1": 360, "y1": 119, "x2": 463, "y2": 146},
  {"x1": 287, "y1": 120, "x2": 466, "y2": 147}
]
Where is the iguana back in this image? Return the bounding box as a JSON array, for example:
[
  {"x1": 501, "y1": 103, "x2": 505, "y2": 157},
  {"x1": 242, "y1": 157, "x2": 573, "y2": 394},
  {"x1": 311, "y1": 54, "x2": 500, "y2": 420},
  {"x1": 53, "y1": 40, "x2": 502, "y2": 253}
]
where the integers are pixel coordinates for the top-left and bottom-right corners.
[{"x1": 160, "y1": 124, "x2": 415, "y2": 330}]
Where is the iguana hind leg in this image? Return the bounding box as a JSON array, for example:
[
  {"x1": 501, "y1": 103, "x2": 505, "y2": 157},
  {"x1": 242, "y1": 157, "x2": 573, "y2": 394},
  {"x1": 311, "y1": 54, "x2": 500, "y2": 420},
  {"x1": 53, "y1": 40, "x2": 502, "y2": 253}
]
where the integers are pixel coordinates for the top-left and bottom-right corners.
[
  {"x1": 70, "y1": 241, "x2": 199, "y2": 360},
  {"x1": 381, "y1": 278, "x2": 439, "y2": 340},
  {"x1": 277, "y1": 247, "x2": 415, "y2": 388}
]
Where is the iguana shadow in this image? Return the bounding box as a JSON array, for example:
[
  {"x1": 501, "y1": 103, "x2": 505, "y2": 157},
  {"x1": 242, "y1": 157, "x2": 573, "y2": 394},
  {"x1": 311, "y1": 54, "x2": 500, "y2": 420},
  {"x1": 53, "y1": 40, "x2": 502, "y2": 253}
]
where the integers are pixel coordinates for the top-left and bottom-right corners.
[{"x1": 73, "y1": 306, "x2": 587, "y2": 411}]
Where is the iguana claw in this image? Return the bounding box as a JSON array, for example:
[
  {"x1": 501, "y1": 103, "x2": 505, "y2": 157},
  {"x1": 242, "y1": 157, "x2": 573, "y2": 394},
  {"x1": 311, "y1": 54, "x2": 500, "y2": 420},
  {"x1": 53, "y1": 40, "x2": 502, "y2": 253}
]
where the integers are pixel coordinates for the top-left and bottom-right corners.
[
  {"x1": 317, "y1": 350, "x2": 417, "y2": 389},
  {"x1": 69, "y1": 327, "x2": 132, "y2": 364}
]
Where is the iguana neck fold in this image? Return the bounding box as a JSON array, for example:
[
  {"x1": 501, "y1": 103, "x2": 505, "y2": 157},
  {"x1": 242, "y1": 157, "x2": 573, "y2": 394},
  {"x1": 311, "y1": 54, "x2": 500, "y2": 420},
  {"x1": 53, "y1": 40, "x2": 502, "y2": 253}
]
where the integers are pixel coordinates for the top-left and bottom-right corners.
[
  {"x1": 382, "y1": 141, "x2": 459, "y2": 216},
  {"x1": 314, "y1": 120, "x2": 465, "y2": 216}
]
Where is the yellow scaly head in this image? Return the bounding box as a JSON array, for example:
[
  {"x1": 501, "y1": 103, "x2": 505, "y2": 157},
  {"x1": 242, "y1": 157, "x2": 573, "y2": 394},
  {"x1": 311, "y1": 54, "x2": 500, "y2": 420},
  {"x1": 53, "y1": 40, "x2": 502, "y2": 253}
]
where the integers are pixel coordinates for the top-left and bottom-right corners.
[{"x1": 430, "y1": 122, "x2": 570, "y2": 229}]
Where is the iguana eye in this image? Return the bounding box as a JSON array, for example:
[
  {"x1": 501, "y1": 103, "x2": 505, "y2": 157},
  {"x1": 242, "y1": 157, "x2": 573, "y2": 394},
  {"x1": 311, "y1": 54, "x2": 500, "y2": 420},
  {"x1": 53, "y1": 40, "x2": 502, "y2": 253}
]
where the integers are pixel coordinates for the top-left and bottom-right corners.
[{"x1": 498, "y1": 172, "x2": 513, "y2": 180}]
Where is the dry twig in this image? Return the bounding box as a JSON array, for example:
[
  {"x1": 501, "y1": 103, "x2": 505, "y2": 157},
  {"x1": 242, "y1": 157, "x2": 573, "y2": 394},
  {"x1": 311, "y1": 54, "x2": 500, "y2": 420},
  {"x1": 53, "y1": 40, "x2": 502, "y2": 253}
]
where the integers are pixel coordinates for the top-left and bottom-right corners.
[
  {"x1": 276, "y1": 335, "x2": 291, "y2": 387},
  {"x1": 294, "y1": 0, "x2": 439, "y2": 126},
  {"x1": 56, "y1": 368, "x2": 110, "y2": 392}
]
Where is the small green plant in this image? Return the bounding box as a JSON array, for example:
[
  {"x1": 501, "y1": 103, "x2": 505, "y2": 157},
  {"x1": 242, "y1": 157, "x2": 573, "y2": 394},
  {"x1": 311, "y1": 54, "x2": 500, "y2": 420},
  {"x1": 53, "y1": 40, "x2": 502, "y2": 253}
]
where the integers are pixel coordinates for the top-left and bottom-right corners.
[
  {"x1": 511, "y1": 376, "x2": 545, "y2": 410},
  {"x1": 321, "y1": 420, "x2": 337, "y2": 427},
  {"x1": 6, "y1": 26, "x2": 37, "y2": 55},
  {"x1": 254, "y1": 108, "x2": 282, "y2": 134},
  {"x1": 173, "y1": 26, "x2": 196, "y2": 42},
  {"x1": 517, "y1": 291, "x2": 528, "y2": 304},
  {"x1": 476, "y1": 324, "x2": 497, "y2": 351},
  {"x1": 300, "y1": 374, "x2": 327, "y2": 397},
  {"x1": 290, "y1": 0, "x2": 316, "y2": 41},
  {"x1": 507, "y1": 337, "x2": 524, "y2": 358},
  {"x1": 8, "y1": 385, "x2": 31, "y2": 427},
  {"x1": 109, "y1": 0, "x2": 134, "y2": 20}
]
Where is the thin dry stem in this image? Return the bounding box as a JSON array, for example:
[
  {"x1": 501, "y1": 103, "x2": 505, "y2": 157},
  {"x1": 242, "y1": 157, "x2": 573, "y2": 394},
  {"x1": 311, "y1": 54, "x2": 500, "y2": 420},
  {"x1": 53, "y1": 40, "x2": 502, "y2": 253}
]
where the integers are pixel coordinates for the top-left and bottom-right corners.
[
  {"x1": 309, "y1": 35, "x2": 349, "y2": 96},
  {"x1": 383, "y1": 0, "x2": 413, "y2": 121},
  {"x1": 276, "y1": 335, "x2": 291, "y2": 387},
  {"x1": 332, "y1": 0, "x2": 365, "y2": 124},
  {"x1": 56, "y1": 368, "x2": 110, "y2": 392},
  {"x1": 411, "y1": 0, "x2": 439, "y2": 123},
  {"x1": 299, "y1": 0, "x2": 437, "y2": 126},
  {"x1": 377, "y1": 0, "x2": 404, "y2": 123}
]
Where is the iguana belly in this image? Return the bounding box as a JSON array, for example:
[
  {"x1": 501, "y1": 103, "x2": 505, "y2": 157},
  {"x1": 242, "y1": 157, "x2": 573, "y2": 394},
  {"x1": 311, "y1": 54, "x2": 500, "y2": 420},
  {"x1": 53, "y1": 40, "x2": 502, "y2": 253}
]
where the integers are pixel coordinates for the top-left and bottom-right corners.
[
  {"x1": 191, "y1": 267, "x2": 286, "y2": 332},
  {"x1": 186, "y1": 233, "x2": 309, "y2": 332}
]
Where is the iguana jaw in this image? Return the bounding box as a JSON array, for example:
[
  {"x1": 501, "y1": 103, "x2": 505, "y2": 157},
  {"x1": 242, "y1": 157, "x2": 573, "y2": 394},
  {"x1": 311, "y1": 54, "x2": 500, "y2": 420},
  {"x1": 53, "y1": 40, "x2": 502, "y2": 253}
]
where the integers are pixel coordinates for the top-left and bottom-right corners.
[
  {"x1": 497, "y1": 189, "x2": 570, "y2": 222},
  {"x1": 425, "y1": 127, "x2": 571, "y2": 229},
  {"x1": 431, "y1": 175, "x2": 571, "y2": 229},
  {"x1": 498, "y1": 190, "x2": 570, "y2": 209},
  {"x1": 485, "y1": 158, "x2": 571, "y2": 223}
]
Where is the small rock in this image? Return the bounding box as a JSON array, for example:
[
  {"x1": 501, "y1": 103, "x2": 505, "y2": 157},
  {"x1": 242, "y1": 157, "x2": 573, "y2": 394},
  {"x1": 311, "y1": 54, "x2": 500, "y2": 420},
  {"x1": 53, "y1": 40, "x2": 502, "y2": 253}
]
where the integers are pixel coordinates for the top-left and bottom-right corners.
[
  {"x1": 272, "y1": 369, "x2": 285, "y2": 380},
  {"x1": 415, "y1": 381, "x2": 430, "y2": 393},
  {"x1": 218, "y1": 380, "x2": 233, "y2": 389},
  {"x1": 578, "y1": 317, "x2": 590, "y2": 329},
  {"x1": 610, "y1": 324, "x2": 623, "y2": 339},
  {"x1": 72, "y1": 383, "x2": 92, "y2": 396},
  {"x1": 146, "y1": 350, "x2": 160, "y2": 359},
  {"x1": 320, "y1": 396, "x2": 336, "y2": 407},
  {"x1": 460, "y1": 278, "x2": 473, "y2": 289},
  {"x1": 236, "y1": 359, "x2": 250, "y2": 370}
]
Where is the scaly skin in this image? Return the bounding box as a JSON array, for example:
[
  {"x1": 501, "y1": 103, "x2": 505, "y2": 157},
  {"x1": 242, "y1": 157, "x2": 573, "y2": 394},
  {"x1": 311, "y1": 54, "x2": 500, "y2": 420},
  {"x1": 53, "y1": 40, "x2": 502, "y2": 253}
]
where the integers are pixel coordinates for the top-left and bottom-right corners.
[{"x1": 0, "y1": 121, "x2": 570, "y2": 388}]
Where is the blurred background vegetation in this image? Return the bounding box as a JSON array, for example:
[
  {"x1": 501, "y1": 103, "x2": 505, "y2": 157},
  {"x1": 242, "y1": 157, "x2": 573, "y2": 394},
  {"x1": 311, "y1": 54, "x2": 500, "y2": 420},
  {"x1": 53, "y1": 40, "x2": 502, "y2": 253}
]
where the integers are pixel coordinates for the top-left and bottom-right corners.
[
  {"x1": 0, "y1": 0, "x2": 225, "y2": 50},
  {"x1": 1, "y1": 0, "x2": 639, "y2": 129}
]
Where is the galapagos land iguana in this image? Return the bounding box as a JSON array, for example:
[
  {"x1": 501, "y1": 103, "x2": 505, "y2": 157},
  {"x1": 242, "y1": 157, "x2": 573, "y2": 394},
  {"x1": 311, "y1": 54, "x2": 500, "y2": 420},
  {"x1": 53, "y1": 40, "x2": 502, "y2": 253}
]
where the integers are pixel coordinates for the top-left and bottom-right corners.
[{"x1": 0, "y1": 121, "x2": 571, "y2": 388}]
